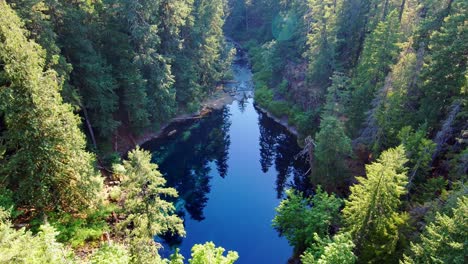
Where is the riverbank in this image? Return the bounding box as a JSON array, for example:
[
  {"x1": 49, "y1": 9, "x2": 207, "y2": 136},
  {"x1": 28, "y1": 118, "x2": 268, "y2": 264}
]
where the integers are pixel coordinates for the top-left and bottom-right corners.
[
  {"x1": 115, "y1": 88, "x2": 235, "y2": 155},
  {"x1": 254, "y1": 103, "x2": 300, "y2": 138}
]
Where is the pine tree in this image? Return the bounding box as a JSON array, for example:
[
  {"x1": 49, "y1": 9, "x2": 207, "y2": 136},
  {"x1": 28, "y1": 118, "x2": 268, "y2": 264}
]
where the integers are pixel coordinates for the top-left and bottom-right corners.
[
  {"x1": 0, "y1": 208, "x2": 76, "y2": 263},
  {"x1": 115, "y1": 147, "x2": 185, "y2": 260},
  {"x1": 402, "y1": 197, "x2": 467, "y2": 264},
  {"x1": 314, "y1": 115, "x2": 352, "y2": 186},
  {"x1": 348, "y1": 10, "x2": 401, "y2": 134},
  {"x1": 305, "y1": 0, "x2": 342, "y2": 86},
  {"x1": 0, "y1": 1, "x2": 102, "y2": 212},
  {"x1": 342, "y1": 146, "x2": 409, "y2": 262},
  {"x1": 417, "y1": 0, "x2": 467, "y2": 131},
  {"x1": 301, "y1": 233, "x2": 356, "y2": 264}
]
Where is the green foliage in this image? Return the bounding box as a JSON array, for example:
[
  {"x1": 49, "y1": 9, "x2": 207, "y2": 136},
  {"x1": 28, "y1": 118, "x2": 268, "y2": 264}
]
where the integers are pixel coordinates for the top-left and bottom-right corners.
[
  {"x1": 189, "y1": 242, "x2": 239, "y2": 264},
  {"x1": 314, "y1": 115, "x2": 352, "y2": 185},
  {"x1": 118, "y1": 147, "x2": 185, "y2": 238},
  {"x1": 305, "y1": 0, "x2": 341, "y2": 86},
  {"x1": 418, "y1": 0, "x2": 467, "y2": 130},
  {"x1": 89, "y1": 243, "x2": 130, "y2": 264},
  {"x1": 45, "y1": 205, "x2": 116, "y2": 248},
  {"x1": 273, "y1": 187, "x2": 342, "y2": 252},
  {"x1": 302, "y1": 233, "x2": 356, "y2": 264},
  {"x1": 398, "y1": 126, "x2": 436, "y2": 189},
  {"x1": 0, "y1": 188, "x2": 19, "y2": 218},
  {"x1": 343, "y1": 146, "x2": 409, "y2": 262},
  {"x1": 267, "y1": 101, "x2": 291, "y2": 117},
  {"x1": 402, "y1": 197, "x2": 468, "y2": 264},
  {"x1": 0, "y1": 1, "x2": 102, "y2": 213},
  {"x1": 254, "y1": 86, "x2": 274, "y2": 107},
  {"x1": 117, "y1": 147, "x2": 184, "y2": 259},
  {"x1": 348, "y1": 10, "x2": 401, "y2": 134},
  {"x1": 290, "y1": 109, "x2": 319, "y2": 136},
  {"x1": 323, "y1": 72, "x2": 351, "y2": 118},
  {"x1": 0, "y1": 208, "x2": 76, "y2": 264}
]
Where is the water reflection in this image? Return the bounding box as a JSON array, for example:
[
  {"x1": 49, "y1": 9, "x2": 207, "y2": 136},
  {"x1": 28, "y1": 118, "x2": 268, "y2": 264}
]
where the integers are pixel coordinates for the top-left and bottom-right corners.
[
  {"x1": 143, "y1": 108, "x2": 231, "y2": 221},
  {"x1": 143, "y1": 99, "x2": 311, "y2": 262},
  {"x1": 257, "y1": 107, "x2": 311, "y2": 198}
]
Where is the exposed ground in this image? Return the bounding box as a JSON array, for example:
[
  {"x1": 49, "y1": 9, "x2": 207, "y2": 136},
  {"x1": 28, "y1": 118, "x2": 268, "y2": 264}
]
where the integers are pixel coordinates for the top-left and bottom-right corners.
[{"x1": 114, "y1": 87, "x2": 234, "y2": 155}]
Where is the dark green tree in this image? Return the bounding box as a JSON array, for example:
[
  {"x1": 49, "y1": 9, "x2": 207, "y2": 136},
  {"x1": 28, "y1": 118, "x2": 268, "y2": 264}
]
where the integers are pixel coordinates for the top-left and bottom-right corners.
[
  {"x1": 273, "y1": 187, "x2": 342, "y2": 253},
  {"x1": 0, "y1": 2, "x2": 102, "y2": 212}
]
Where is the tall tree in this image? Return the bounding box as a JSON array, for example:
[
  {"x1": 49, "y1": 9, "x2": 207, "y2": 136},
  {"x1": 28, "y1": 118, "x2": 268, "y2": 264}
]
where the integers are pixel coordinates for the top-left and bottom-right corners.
[
  {"x1": 342, "y1": 146, "x2": 409, "y2": 262},
  {"x1": 348, "y1": 10, "x2": 401, "y2": 134},
  {"x1": 0, "y1": 1, "x2": 102, "y2": 212},
  {"x1": 313, "y1": 115, "x2": 352, "y2": 186},
  {"x1": 402, "y1": 197, "x2": 467, "y2": 264},
  {"x1": 417, "y1": 0, "x2": 467, "y2": 131},
  {"x1": 115, "y1": 147, "x2": 185, "y2": 261},
  {"x1": 189, "y1": 242, "x2": 239, "y2": 264},
  {"x1": 305, "y1": 0, "x2": 342, "y2": 86}
]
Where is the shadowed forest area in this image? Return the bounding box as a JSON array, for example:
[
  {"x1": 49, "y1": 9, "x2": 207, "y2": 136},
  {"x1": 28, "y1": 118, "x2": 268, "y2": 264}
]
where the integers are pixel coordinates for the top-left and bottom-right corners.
[{"x1": 0, "y1": 0, "x2": 466, "y2": 263}]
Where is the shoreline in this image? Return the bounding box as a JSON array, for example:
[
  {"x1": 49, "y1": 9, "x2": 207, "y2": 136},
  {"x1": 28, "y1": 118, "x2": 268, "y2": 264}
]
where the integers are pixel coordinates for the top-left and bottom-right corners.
[
  {"x1": 116, "y1": 89, "x2": 235, "y2": 155},
  {"x1": 253, "y1": 103, "x2": 300, "y2": 137}
]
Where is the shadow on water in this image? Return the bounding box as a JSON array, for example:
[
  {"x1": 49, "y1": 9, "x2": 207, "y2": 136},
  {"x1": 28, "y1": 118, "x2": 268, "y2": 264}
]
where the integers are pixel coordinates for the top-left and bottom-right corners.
[
  {"x1": 141, "y1": 46, "x2": 310, "y2": 263},
  {"x1": 257, "y1": 107, "x2": 311, "y2": 199},
  {"x1": 142, "y1": 108, "x2": 231, "y2": 222}
]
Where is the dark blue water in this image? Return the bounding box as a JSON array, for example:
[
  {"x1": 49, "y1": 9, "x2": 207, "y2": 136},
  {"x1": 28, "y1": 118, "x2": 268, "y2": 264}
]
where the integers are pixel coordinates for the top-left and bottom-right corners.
[
  {"x1": 142, "y1": 98, "x2": 309, "y2": 263},
  {"x1": 142, "y1": 53, "x2": 309, "y2": 263}
]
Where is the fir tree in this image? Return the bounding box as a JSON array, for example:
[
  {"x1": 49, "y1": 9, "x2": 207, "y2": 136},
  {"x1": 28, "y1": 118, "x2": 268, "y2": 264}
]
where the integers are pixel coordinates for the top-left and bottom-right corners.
[
  {"x1": 343, "y1": 146, "x2": 409, "y2": 262},
  {"x1": 0, "y1": 1, "x2": 102, "y2": 212},
  {"x1": 402, "y1": 197, "x2": 467, "y2": 264}
]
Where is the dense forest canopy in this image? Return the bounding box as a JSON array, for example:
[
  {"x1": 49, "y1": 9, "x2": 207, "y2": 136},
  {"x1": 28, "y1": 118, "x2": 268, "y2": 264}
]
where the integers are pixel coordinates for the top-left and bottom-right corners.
[{"x1": 0, "y1": 0, "x2": 467, "y2": 263}]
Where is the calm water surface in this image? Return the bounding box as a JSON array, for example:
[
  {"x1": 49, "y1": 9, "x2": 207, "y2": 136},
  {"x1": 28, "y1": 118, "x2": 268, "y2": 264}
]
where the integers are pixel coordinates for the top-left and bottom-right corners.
[{"x1": 142, "y1": 56, "x2": 309, "y2": 263}]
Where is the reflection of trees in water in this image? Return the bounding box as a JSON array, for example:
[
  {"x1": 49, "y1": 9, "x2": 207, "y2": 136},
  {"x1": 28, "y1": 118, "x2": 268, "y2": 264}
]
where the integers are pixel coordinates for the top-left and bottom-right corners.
[
  {"x1": 144, "y1": 107, "x2": 231, "y2": 221},
  {"x1": 257, "y1": 110, "x2": 310, "y2": 198},
  {"x1": 237, "y1": 95, "x2": 249, "y2": 113}
]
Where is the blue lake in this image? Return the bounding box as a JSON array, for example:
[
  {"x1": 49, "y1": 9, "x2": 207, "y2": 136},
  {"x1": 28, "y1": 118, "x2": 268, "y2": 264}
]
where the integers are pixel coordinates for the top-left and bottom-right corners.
[{"x1": 142, "y1": 57, "x2": 309, "y2": 263}]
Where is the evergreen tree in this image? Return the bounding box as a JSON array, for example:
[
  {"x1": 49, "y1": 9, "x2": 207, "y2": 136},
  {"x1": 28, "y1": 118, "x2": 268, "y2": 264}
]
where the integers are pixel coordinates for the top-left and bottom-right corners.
[
  {"x1": 88, "y1": 244, "x2": 130, "y2": 264},
  {"x1": 417, "y1": 0, "x2": 467, "y2": 131},
  {"x1": 301, "y1": 233, "x2": 356, "y2": 264},
  {"x1": 402, "y1": 197, "x2": 467, "y2": 264},
  {"x1": 343, "y1": 146, "x2": 409, "y2": 262},
  {"x1": 0, "y1": 208, "x2": 76, "y2": 263},
  {"x1": 313, "y1": 115, "x2": 352, "y2": 186},
  {"x1": 115, "y1": 147, "x2": 185, "y2": 260},
  {"x1": 398, "y1": 126, "x2": 436, "y2": 189},
  {"x1": 348, "y1": 10, "x2": 401, "y2": 134},
  {"x1": 0, "y1": 1, "x2": 102, "y2": 212},
  {"x1": 189, "y1": 242, "x2": 239, "y2": 264},
  {"x1": 305, "y1": 0, "x2": 342, "y2": 86}
]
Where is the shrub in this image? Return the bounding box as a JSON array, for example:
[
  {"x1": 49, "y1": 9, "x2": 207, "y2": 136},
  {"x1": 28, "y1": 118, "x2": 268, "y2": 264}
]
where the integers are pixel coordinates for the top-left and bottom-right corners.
[{"x1": 267, "y1": 100, "x2": 290, "y2": 117}]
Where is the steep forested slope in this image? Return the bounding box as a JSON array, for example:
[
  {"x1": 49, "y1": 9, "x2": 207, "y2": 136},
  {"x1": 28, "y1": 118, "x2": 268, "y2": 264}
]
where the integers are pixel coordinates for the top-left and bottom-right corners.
[{"x1": 227, "y1": 0, "x2": 467, "y2": 263}]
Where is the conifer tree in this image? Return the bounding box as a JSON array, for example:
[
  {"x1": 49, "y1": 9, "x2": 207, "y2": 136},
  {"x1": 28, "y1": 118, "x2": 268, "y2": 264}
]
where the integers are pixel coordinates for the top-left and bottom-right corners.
[
  {"x1": 189, "y1": 242, "x2": 239, "y2": 264},
  {"x1": 402, "y1": 197, "x2": 467, "y2": 264},
  {"x1": 115, "y1": 147, "x2": 185, "y2": 261},
  {"x1": 305, "y1": 0, "x2": 342, "y2": 86},
  {"x1": 342, "y1": 146, "x2": 409, "y2": 262},
  {"x1": 301, "y1": 233, "x2": 356, "y2": 264},
  {"x1": 417, "y1": 0, "x2": 467, "y2": 130},
  {"x1": 348, "y1": 10, "x2": 401, "y2": 134},
  {"x1": 0, "y1": 1, "x2": 102, "y2": 212},
  {"x1": 314, "y1": 115, "x2": 352, "y2": 185}
]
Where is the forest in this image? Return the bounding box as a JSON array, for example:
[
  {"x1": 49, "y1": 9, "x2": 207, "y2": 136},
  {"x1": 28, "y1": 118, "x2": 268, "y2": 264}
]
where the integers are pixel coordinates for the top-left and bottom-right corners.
[{"x1": 0, "y1": 0, "x2": 466, "y2": 263}]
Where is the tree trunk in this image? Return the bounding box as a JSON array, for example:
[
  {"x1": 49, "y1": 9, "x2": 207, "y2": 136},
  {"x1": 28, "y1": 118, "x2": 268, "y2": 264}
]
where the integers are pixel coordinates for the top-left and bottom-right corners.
[{"x1": 81, "y1": 105, "x2": 98, "y2": 149}]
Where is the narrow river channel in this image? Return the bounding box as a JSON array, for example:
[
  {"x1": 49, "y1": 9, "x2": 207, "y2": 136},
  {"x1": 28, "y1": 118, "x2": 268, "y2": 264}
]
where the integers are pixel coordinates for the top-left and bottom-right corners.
[{"x1": 142, "y1": 50, "x2": 309, "y2": 263}]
